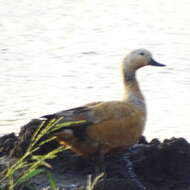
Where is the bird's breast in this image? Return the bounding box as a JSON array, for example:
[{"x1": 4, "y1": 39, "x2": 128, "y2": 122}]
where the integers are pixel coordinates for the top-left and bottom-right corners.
[{"x1": 86, "y1": 108, "x2": 146, "y2": 152}]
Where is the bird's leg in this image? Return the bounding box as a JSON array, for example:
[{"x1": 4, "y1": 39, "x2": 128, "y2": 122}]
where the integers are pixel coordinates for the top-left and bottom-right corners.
[
  {"x1": 89, "y1": 152, "x2": 106, "y2": 190},
  {"x1": 91, "y1": 145, "x2": 107, "y2": 179},
  {"x1": 94, "y1": 153, "x2": 105, "y2": 176}
]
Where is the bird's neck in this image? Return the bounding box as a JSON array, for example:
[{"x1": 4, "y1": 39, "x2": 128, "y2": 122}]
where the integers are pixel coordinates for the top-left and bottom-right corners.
[{"x1": 122, "y1": 68, "x2": 146, "y2": 110}]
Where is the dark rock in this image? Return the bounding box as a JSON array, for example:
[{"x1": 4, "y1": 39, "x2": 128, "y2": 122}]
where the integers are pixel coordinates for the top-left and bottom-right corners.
[
  {"x1": 138, "y1": 136, "x2": 148, "y2": 144},
  {"x1": 93, "y1": 137, "x2": 190, "y2": 190},
  {"x1": 0, "y1": 133, "x2": 17, "y2": 157}
]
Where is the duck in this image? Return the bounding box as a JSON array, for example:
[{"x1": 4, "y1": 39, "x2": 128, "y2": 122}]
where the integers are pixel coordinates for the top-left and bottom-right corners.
[{"x1": 42, "y1": 49, "x2": 165, "y2": 156}]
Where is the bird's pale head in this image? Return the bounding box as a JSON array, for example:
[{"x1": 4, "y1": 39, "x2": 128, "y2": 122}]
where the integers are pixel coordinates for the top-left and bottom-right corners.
[{"x1": 123, "y1": 49, "x2": 165, "y2": 71}]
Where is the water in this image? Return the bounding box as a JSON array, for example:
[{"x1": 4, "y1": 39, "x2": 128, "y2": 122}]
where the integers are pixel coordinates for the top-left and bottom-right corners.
[{"x1": 0, "y1": 0, "x2": 190, "y2": 140}]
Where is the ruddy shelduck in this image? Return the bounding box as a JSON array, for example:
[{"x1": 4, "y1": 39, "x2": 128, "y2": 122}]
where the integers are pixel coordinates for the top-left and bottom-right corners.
[{"x1": 42, "y1": 49, "x2": 165, "y2": 156}]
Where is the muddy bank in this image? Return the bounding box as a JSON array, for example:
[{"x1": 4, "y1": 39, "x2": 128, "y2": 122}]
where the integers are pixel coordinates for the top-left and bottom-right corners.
[{"x1": 0, "y1": 120, "x2": 190, "y2": 190}]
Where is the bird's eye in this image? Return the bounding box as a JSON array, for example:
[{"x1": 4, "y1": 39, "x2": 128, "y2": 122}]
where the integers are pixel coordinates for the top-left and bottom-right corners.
[{"x1": 139, "y1": 52, "x2": 145, "y2": 56}]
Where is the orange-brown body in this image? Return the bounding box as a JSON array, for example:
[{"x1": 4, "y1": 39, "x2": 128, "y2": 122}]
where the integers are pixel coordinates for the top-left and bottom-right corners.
[
  {"x1": 54, "y1": 101, "x2": 146, "y2": 155},
  {"x1": 43, "y1": 49, "x2": 164, "y2": 156}
]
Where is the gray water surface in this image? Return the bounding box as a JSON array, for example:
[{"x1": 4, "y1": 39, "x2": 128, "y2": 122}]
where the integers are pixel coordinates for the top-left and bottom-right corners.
[{"x1": 0, "y1": 0, "x2": 190, "y2": 140}]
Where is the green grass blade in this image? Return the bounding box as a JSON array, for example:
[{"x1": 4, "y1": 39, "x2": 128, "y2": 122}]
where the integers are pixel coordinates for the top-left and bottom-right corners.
[
  {"x1": 15, "y1": 168, "x2": 45, "y2": 186},
  {"x1": 37, "y1": 136, "x2": 56, "y2": 147},
  {"x1": 47, "y1": 171, "x2": 59, "y2": 190},
  {"x1": 54, "y1": 120, "x2": 86, "y2": 129}
]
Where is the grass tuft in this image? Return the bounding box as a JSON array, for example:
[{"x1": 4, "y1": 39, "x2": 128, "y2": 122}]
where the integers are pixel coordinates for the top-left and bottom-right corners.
[{"x1": 0, "y1": 118, "x2": 87, "y2": 190}]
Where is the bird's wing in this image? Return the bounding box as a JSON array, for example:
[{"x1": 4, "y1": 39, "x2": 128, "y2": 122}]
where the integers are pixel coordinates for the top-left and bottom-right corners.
[
  {"x1": 41, "y1": 101, "x2": 103, "y2": 122},
  {"x1": 40, "y1": 102, "x2": 104, "y2": 139},
  {"x1": 42, "y1": 101, "x2": 135, "y2": 124}
]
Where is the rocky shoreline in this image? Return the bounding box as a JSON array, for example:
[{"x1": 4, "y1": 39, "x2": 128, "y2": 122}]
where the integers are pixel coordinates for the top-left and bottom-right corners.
[{"x1": 0, "y1": 120, "x2": 190, "y2": 190}]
